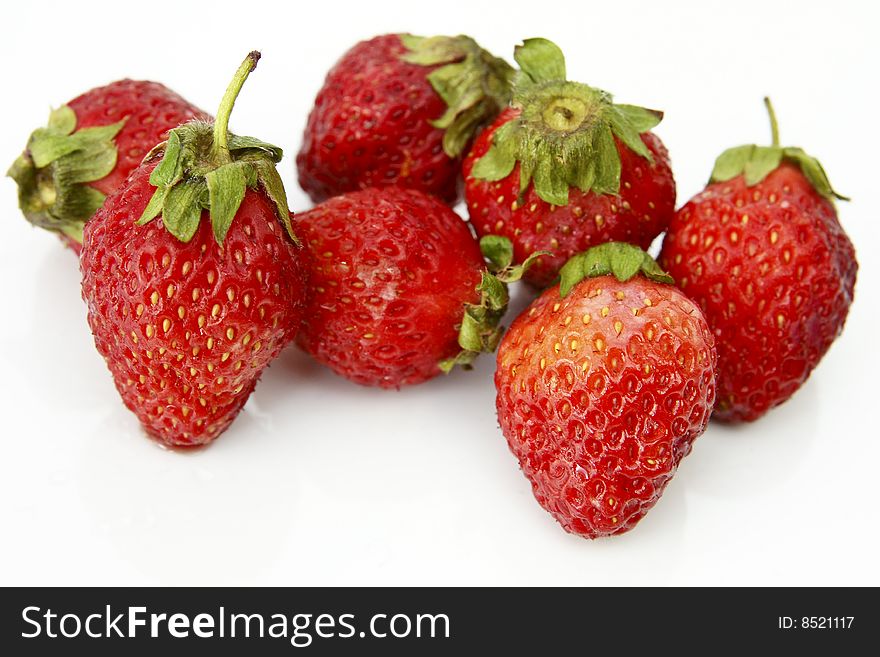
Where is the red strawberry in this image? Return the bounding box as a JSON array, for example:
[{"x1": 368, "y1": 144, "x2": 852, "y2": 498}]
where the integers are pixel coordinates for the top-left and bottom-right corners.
[
  {"x1": 660, "y1": 99, "x2": 856, "y2": 422},
  {"x1": 80, "y1": 53, "x2": 307, "y2": 447},
  {"x1": 464, "y1": 39, "x2": 675, "y2": 288},
  {"x1": 495, "y1": 244, "x2": 716, "y2": 538},
  {"x1": 296, "y1": 34, "x2": 513, "y2": 205},
  {"x1": 8, "y1": 80, "x2": 208, "y2": 252},
  {"x1": 295, "y1": 187, "x2": 538, "y2": 387}
]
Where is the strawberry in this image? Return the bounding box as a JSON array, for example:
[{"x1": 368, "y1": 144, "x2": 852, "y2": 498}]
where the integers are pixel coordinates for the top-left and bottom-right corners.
[
  {"x1": 80, "y1": 53, "x2": 307, "y2": 447},
  {"x1": 463, "y1": 39, "x2": 675, "y2": 288},
  {"x1": 495, "y1": 243, "x2": 716, "y2": 538},
  {"x1": 8, "y1": 80, "x2": 208, "y2": 253},
  {"x1": 295, "y1": 187, "x2": 539, "y2": 387},
  {"x1": 660, "y1": 99, "x2": 856, "y2": 422},
  {"x1": 296, "y1": 34, "x2": 513, "y2": 205}
]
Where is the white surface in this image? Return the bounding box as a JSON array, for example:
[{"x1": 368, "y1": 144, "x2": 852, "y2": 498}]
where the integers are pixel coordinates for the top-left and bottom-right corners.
[{"x1": 1, "y1": 0, "x2": 878, "y2": 586}]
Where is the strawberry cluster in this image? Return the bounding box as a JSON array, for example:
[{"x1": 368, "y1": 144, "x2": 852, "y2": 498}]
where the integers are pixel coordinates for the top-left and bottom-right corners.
[{"x1": 8, "y1": 36, "x2": 856, "y2": 539}]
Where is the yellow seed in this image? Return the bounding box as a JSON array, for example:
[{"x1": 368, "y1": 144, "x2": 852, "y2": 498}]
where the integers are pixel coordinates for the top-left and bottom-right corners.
[
  {"x1": 212, "y1": 304, "x2": 221, "y2": 318},
  {"x1": 161, "y1": 254, "x2": 171, "y2": 268},
  {"x1": 601, "y1": 306, "x2": 609, "y2": 317},
  {"x1": 190, "y1": 367, "x2": 197, "y2": 376},
  {"x1": 770, "y1": 230, "x2": 779, "y2": 244},
  {"x1": 570, "y1": 339, "x2": 579, "y2": 352},
  {"x1": 226, "y1": 328, "x2": 235, "y2": 340},
  {"x1": 614, "y1": 320, "x2": 623, "y2": 335},
  {"x1": 252, "y1": 341, "x2": 262, "y2": 353},
  {"x1": 166, "y1": 284, "x2": 175, "y2": 298},
  {"x1": 615, "y1": 291, "x2": 625, "y2": 300},
  {"x1": 207, "y1": 363, "x2": 214, "y2": 372},
  {"x1": 595, "y1": 337, "x2": 605, "y2": 351},
  {"x1": 182, "y1": 261, "x2": 192, "y2": 276},
  {"x1": 227, "y1": 288, "x2": 235, "y2": 302},
  {"x1": 216, "y1": 377, "x2": 225, "y2": 385},
  {"x1": 182, "y1": 407, "x2": 191, "y2": 418},
  {"x1": 206, "y1": 337, "x2": 214, "y2": 349},
  {"x1": 162, "y1": 318, "x2": 171, "y2": 333},
  {"x1": 198, "y1": 314, "x2": 206, "y2": 328},
  {"x1": 243, "y1": 293, "x2": 251, "y2": 307},
  {"x1": 363, "y1": 333, "x2": 375, "y2": 340},
  {"x1": 150, "y1": 291, "x2": 159, "y2": 305},
  {"x1": 553, "y1": 342, "x2": 561, "y2": 354},
  {"x1": 177, "y1": 306, "x2": 185, "y2": 319},
  {"x1": 582, "y1": 314, "x2": 591, "y2": 325},
  {"x1": 192, "y1": 347, "x2": 200, "y2": 356},
  {"x1": 139, "y1": 375, "x2": 146, "y2": 384},
  {"x1": 242, "y1": 334, "x2": 251, "y2": 346},
  {"x1": 136, "y1": 304, "x2": 144, "y2": 317},
  {"x1": 207, "y1": 271, "x2": 216, "y2": 284},
  {"x1": 552, "y1": 302, "x2": 561, "y2": 312},
  {"x1": 221, "y1": 352, "x2": 230, "y2": 362},
  {"x1": 540, "y1": 358, "x2": 547, "y2": 371},
  {"x1": 145, "y1": 325, "x2": 155, "y2": 338}
]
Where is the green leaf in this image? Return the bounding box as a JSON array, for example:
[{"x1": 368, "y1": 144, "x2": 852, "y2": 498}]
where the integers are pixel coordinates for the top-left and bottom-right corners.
[
  {"x1": 206, "y1": 163, "x2": 248, "y2": 245},
  {"x1": 401, "y1": 34, "x2": 514, "y2": 158},
  {"x1": 608, "y1": 106, "x2": 653, "y2": 162},
  {"x1": 558, "y1": 254, "x2": 586, "y2": 297},
  {"x1": 710, "y1": 145, "x2": 755, "y2": 183},
  {"x1": 149, "y1": 130, "x2": 184, "y2": 187},
  {"x1": 514, "y1": 38, "x2": 566, "y2": 84},
  {"x1": 532, "y1": 156, "x2": 569, "y2": 206},
  {"x1": 477, "y1": 272, "x2": 509, "y2": 311},
  {"x1": 47, "y1": 106, "x2": 76, "y2": 134},
  {"x1": 471, "y1": 138, "x2": 517, "y2": 182},
  {"x1": 54, "y1": 140, "x2": 118, "y2": 184},
  {"x1": 137, "y1": 186, "x2": 170, "y2": 226},
  {"x1": 480, "y1": 235, "x2": 514, "y2": 271},
  {"x1": 614, "y1": 104, "x2": 663, "y2": 133},
  {"x1": 783, "y1": 147, "x2": 848, "y2": 201},
  {"x1": 457, "y1": 310, "x2": 485, "y2": 352},
  {"x1": 589, "y1": 124, "x2": 621, "y2": 196},
  {"x1": 255, "y1": 161, "x2": 298, "y2": 244},
  {"x1": 558, "y1": 242, "x2": 673, "y2": 297},
  {"x1": 161, "y1": 181, "x2": 205, "y2": 242},
  {"x1": 743, "y1": 146, "x2": 783, "y2": 185},
  {"x1": 227, "y1": 134, "x2": 283, "y2": 162}
]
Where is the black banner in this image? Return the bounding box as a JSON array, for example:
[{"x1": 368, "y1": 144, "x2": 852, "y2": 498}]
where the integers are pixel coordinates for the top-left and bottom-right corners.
[{"x1": 0, "y1": 587, "x2": 873, "y2": 654}]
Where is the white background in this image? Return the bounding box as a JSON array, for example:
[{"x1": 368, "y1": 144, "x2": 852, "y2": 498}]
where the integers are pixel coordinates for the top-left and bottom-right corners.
[{"x1": 1, "y1": 0, "x2": 878, "y2": 586}]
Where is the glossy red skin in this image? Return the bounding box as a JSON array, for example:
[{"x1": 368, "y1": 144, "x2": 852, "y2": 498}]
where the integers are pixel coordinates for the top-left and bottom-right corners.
[
  {"x1": 296, "y1": 34, "x2": 461, "y2": 205},
  {"x1": 495, "y1": 276, "x2": 716, "y2": 538},
  {"x1": 660, "y1": 164, "x2": 857, "y2": 422},
  {"x1": 295, "y1": 187, "x2": 484, "y2": 387},
  {"x1": 464, "y1": 108, "x2": 676, "y2": 288},
  {"x1": 68, "y1": 79, "x2": 209, "y2": 196},
  {"x1": 81, "y1": 162, "x2": 308, "y2": 447}
]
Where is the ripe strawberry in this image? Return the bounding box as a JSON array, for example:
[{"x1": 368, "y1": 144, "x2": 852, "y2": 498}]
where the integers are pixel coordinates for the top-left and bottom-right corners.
[
  {"x1": 464, "y1": 39, "x2": 675, "y2": 288},
  {"x1": 295, "y1": 187, "x2": 539, "y2": 387},
  {"x1": 80, "y1": 53, "x2": 307, "y2": 447},
  {"x1": 8, "y1": 80, "x2": 208, "y2": 253},
  {"x1": 660, "y1": 99, "x2": 856, "y2": 422},
  {"x1": 296, "y1": 33, "x2": 513, "y2": 205},
  {"x1": 495, "y1": 243, "x2": 716, "y2": 538}
]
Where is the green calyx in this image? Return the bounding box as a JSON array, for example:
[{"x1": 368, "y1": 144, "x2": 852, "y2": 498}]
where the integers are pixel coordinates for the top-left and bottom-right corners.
[
  {"x1": 558, "y1": 242, "x2": 673, "y2": 297},
  {"x1": 710, "y1": 97, "x2": 847, "y2": 201},
  {"x1": 7, "y1": 106, "x2": 125, "y2": 243},
  {"x1": 440, "y1": 236, "x2": 547, "y2": 373},
  {"x1": 138, "y1": 51, "x2": 296, "y2": 245},
  {"x1": 471, "y1": 38, "x2": 663, "y2": 206},
  {"x1": 400, "y1": 34, "x2": 515, "y2": 158}
]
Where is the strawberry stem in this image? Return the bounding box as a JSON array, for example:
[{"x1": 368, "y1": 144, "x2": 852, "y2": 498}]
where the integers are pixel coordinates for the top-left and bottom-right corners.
[
  {"x1": 211, "y1": 51, "x2": 261, "y2": 163},
  {"x1": 764, "y1": 96, "x2": 779, "y2": 147}
]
